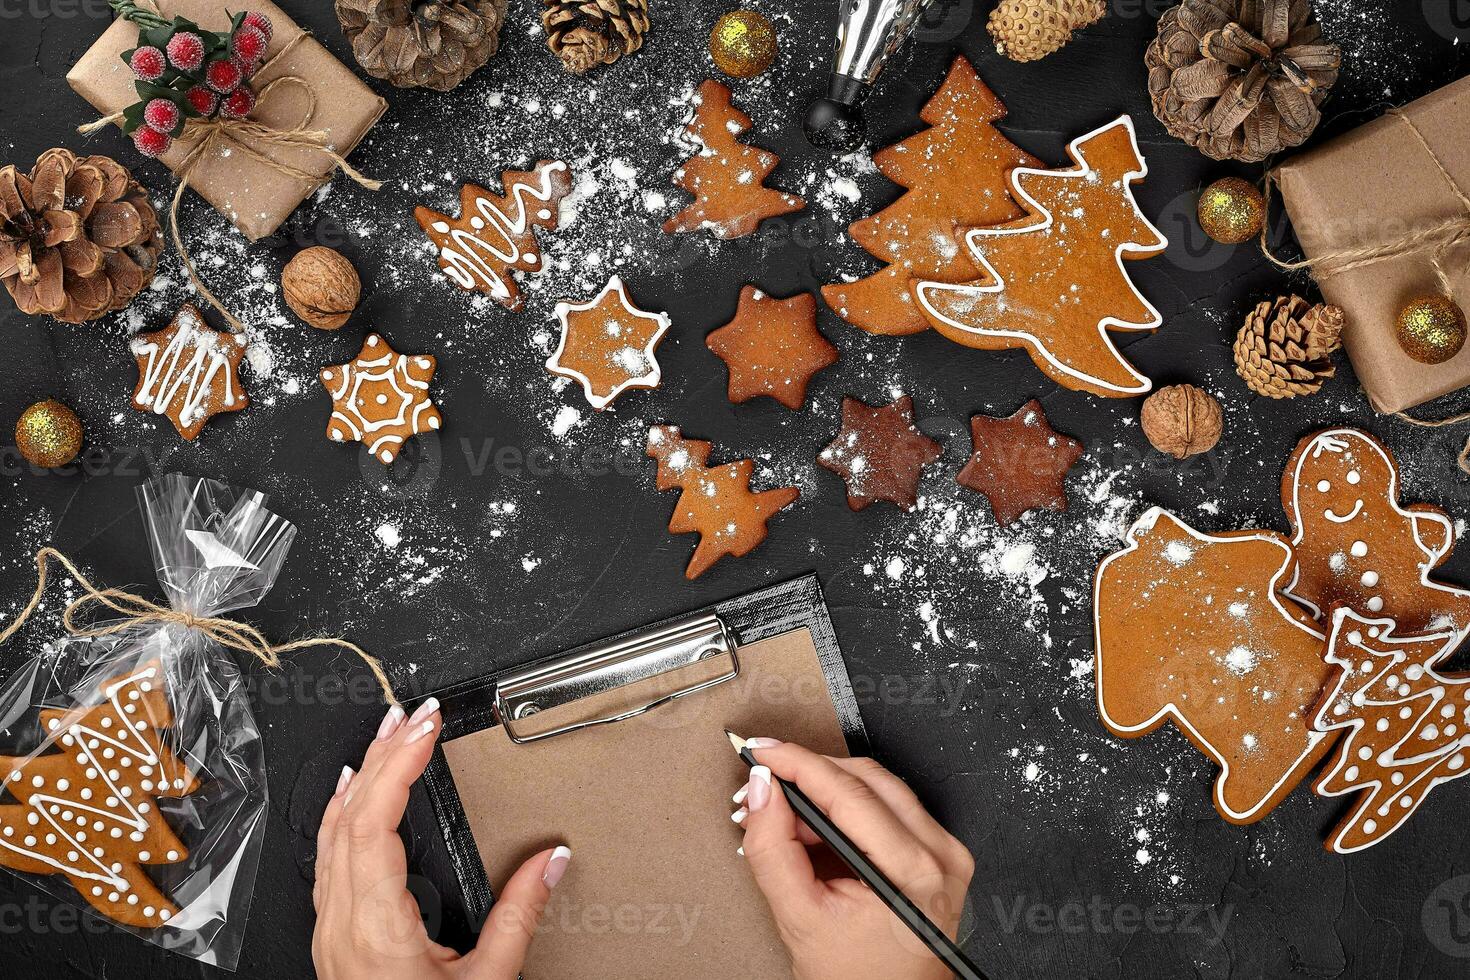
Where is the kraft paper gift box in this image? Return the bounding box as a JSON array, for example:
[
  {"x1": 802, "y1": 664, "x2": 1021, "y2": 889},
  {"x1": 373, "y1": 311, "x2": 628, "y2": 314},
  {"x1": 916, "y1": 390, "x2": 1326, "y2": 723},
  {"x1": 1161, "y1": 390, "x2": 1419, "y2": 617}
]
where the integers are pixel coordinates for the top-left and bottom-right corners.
[
  {"x1": 66, "y1": 0, "x2": 386, "y2": 242},
  {"x1": 1274, "y1": 75, "x2": 1470, "y2": 414}
]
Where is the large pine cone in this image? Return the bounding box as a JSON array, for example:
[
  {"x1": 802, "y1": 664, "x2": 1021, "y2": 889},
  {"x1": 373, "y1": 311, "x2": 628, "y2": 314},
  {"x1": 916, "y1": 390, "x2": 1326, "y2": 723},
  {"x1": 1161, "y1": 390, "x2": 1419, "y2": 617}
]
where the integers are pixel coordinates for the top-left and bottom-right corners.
[
  {"x1": 542, "y1": 0, "x2": 650, "y2": 75},
  {"x1": 1146, "y1": 0, "x2": 1340, "y2": 162},
  {"x1": 0, "y1": 148, "x2": 162, "y2": 324},
  {"x1": 336, "y1": 0, "x2": 508, "y2": 92},
  {"x1": 1234, "y1": 294, "x2": 1343, "y2": 398}
]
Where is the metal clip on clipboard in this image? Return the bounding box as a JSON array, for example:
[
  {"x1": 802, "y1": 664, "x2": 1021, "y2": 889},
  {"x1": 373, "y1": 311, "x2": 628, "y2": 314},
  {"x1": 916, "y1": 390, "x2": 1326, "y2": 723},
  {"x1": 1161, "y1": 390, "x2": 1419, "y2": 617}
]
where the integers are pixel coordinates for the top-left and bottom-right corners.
[{"x1": 491, "y1": 612, "x2": 739, "y2": 743}]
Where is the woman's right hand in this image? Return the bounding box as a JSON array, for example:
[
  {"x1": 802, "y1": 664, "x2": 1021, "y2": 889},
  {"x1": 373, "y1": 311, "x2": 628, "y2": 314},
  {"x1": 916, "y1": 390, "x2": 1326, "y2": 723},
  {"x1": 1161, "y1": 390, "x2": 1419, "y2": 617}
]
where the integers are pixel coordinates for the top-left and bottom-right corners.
[{"x1": 734, "y1": 740, "x2": 975, "y2": 980}]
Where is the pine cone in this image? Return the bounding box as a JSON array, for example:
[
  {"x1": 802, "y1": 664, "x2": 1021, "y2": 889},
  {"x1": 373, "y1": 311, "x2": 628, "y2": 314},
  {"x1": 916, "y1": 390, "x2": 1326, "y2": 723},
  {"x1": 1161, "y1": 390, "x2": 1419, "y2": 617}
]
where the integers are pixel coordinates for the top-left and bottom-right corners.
[
  {"x1": 542, "y1": 0, "x2": 650, "y2": 75},
  {"x1": 1233, "y1": 294, "x2": 1344, "y2": 398},
  {"x1": 0, "y1": 148, "x2": 162, "y2": 324},
  {"x1": 336, "y1": 0, "x2": 507, "y2": 92},
  {"x1": 989, "y1": 0, "x2": 1106, "y2": 63},
  {"x1": 1146, "y1": 0, "x2": 1340, "y2": 162}
]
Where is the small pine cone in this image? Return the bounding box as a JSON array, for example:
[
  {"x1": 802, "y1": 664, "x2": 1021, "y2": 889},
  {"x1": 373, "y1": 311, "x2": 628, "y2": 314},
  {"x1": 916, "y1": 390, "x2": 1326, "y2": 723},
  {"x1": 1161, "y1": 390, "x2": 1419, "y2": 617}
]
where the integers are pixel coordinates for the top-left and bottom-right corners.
[
  {"x1": 988, "y1": 0, "x2": 1106, "y2": 63},
  {"x1": 1233, "y1": 295, "x2": 1344, "y2": 399},
  {"x1": 542, "y1": 0, "x2": 650, "y2": 74}
]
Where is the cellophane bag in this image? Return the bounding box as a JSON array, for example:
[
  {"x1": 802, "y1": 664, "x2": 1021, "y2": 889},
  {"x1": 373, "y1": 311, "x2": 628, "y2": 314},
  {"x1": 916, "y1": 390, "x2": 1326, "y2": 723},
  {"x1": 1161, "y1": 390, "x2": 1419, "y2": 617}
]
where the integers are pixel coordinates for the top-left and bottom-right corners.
[{"x1": 0, "y1": 473, "x2": 296, "y2": 969}]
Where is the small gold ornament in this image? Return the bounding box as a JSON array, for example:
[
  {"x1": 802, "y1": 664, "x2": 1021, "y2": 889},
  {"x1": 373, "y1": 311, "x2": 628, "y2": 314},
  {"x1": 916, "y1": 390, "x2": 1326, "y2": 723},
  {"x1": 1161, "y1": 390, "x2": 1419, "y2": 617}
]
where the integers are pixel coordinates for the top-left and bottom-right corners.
[
  {"x1": 710, "y1": 10, "x2": 776, "y2": 79},
  {"x1": 1396, "y1": 295, "x2": 1467, "y2": 365},
  {"x1": 15, "y1": 399, "x2": 83, "y2": 468},
  {"x1": 1197, "y1": 177, "x2": 1265, "y2": 245}
]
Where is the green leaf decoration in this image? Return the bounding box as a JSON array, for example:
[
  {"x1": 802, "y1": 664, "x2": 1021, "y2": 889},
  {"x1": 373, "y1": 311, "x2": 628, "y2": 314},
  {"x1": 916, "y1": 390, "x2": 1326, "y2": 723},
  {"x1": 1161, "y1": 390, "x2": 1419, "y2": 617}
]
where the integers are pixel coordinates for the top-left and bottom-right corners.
[{"x1": 121, "y1": 101, "x2": 146, "y2": 136}]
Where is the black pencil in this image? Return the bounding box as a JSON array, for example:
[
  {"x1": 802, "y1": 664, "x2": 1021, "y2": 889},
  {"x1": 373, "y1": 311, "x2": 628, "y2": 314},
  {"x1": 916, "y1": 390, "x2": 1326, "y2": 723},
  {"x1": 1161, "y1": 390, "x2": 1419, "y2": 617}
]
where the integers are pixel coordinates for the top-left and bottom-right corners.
[{"x1": 725, "y1": 730, "x2": 988, "y2": 980}]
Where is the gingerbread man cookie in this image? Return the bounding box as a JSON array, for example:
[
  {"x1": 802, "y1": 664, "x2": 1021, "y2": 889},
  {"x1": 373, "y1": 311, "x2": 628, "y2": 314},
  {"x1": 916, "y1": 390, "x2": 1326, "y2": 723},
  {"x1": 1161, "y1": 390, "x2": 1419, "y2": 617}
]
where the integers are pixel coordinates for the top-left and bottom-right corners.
[
  {"x1": 320, "y1": 334, "x2": 442, "y2": 464},
  {"x1": 414, "y1": 160, "x2": 572, "y2": 312},
  {"x1": 130, "y1": 305, "x2": 249, "y2": 441},
  {"x1": 956, "y1": 399, "x2": 1083, "y2": 526},
  {"x1": 1283, "y1": 428, "x2": 1470, "y2": 635},
  {"x1": 706, "y1": 287, "x2": 837, "y2": 410},
  {"x1": 819, "y1": 395, "x2": 943, "y2": 511},
  {"x1": 1313, "y1": 608, "x2": 1470, "y2": 853},
  {"x1": 546, "y1": 276, "x2": 670, "y2": 410},
  {"x1": 1095, "y1": 508, "x2": 1337, "y2": 824},
  {"x1": 0, "y1": 661, "x2": 199, "y2": 928}
]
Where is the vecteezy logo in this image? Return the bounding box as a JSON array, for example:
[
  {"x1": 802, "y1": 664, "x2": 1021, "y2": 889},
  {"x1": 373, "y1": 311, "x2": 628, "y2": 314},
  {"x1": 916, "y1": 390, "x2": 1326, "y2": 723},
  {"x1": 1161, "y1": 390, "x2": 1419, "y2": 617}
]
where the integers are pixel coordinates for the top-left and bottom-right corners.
[
  {"x1": 1157, "y1": 189, "x2": 1235, "y2": 273},
  {"x1": 913, "y1": 0, "x2": 973, "y2": 43},
  {"x1": 1424, "y1": 874, "x2": 1470, "y2": 958},
  {"x1": 360, "y1": 431, "x2": 443, "y2": 500},
  {"x1": 1423, "y1": 0, "x2": 1470, "y2": 42}
]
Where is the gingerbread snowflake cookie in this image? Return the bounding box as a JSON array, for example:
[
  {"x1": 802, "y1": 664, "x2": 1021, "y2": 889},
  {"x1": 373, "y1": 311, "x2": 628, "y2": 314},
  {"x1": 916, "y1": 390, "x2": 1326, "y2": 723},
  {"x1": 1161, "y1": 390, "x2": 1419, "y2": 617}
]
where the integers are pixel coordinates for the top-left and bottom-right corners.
[
  {"x1": 819, "y1": 395, "x2": 942, "y2": 511},
  {"x1": 414, "y1": 160, "x2": 572, "y2": 311},
  {"x1": 130, "y1": 305, "x2": 249, "y2": 441},
  {"x1": 320, "y1": 334, "x2": 442, "y2": 464},
  {"x1": 956, "y1": 399, "x2": 1083, "y2": 526},
  {"x1": 546, "y1": 276, "x2": 670, "y2": 410},
  {"x1": 706, "y1": 287, "x2": 837, "y2": 410}
]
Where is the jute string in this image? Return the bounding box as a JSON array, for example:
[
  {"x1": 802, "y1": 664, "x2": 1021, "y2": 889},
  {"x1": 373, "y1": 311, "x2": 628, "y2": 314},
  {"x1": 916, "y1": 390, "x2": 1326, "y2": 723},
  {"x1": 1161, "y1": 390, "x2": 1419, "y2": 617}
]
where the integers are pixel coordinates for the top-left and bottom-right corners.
[{"x1": 0, "y1": 548, "x2": 398, "y2": 707}]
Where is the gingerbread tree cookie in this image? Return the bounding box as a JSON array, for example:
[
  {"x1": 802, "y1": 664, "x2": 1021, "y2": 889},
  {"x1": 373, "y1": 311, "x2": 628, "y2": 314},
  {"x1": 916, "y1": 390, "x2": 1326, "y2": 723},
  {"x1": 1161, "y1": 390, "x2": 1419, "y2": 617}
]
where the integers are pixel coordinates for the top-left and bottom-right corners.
[
  {"x1": 414, "y1": 160, "x2": 573, "y2": 312},
  {"x1": 546, "y1": 276, "x2": 671, "y2": 410},
  {"x1": 1313, "y1": 609, "x2": 1470, "y2": 853},
  {"x1": 822, "y1": 57, "x2": 1039, "y2": 337},
  {"x1": 706, "y1": 287, "x2": 837, "y2": 410},
  {"x1": 663, "y1": 80, "x2": 804, "y2": 240},
  {"x1": 1283, "y1": 428, "x2": 1470, "y2": 635},
  {"x1": 819, "y1": 395, "x2": 942, "y2": 511},
  {"x1": 130, "y1": 305, "x2": 249, "y2": 441},
  {"x1": 0, "y1": 661, "x2": 200, "y2": 928},
  {"x1": 915, "y1": 116, "x2": 1168, "y2": 398},
  {"x1": 957, "y1": 399, "x2": 1083, "y2": 526},
  {"x1": 1095, "y1": 508, "x2": 1337, "y2": 824},
  {"x1": 646, "y1": 425, "x2": 799, "y2": 579},
  {"x1": 320, "y1": 334, "x2": 442, "y2": 465}
]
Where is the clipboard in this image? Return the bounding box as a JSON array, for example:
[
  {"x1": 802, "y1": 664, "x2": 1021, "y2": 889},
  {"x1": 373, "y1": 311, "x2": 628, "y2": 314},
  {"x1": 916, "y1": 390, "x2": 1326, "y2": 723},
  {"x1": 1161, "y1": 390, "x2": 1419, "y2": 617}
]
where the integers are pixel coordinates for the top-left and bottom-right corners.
[{"x1": 405, "y1": 574, "x2": 868, "y2": 978}]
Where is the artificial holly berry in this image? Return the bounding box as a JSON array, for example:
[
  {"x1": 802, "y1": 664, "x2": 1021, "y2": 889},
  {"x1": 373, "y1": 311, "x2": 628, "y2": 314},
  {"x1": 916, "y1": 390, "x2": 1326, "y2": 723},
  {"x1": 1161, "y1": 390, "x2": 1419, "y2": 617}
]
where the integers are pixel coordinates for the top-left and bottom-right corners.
[
  {"x1": 204, "y1": 57, "x2": 243, "y2": 94},
  {"x1": 142, "y1": 97, "x2": 182, "y2": 134},
  {"x1": 242, "y1": 11, "x2": 273, "y2": 43},
  {"x1": 219, "y1": 85, "x2": 256, "y2": 120},
  {"x1": 166, "y1": 31, "x2": 205, "y2": 71},
  {"x1": 129, "y1": 45, "x2": 166, "y2": 81},
  {"x1": 184, "y1": 84, "x2": 218, "y2": 116},
  {"x1": 133, "y1": 126, "x2": 171, "y2": 158},
  {"x1": 232, "y1": 54, "x2": 262, "y2": 79},
  {"x1": 231, "y1": 23, "x2": 268, "y2": 63}
]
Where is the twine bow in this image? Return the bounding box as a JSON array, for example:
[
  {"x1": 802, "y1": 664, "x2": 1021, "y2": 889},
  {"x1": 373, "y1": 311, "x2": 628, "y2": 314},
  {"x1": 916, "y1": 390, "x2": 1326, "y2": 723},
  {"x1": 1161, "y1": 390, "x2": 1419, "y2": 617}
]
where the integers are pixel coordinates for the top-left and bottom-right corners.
[
  {"x1": 0, "y1": 547, "x2": 398, "y2": 707},
  {"x1": 79, "y1": 10, "x2": 381, "y2": 333}
]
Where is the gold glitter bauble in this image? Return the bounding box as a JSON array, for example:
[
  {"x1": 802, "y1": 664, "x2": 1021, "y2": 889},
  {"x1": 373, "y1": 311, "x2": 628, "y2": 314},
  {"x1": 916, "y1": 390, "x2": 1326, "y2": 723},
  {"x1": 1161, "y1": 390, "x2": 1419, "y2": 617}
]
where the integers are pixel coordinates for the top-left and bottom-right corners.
[
  {"x1": 1396, "y1": 295, "x2": 1467, "y2": 365},
  {"x1": 1197, "y1": 177, "x2": 1265, "y2": 245},
  {"x1": 15, "y1": 399, "x2": 83, "y2": 468},
  {"x1": 710, "y1": 10, "x2": 777, "y2": 79}
]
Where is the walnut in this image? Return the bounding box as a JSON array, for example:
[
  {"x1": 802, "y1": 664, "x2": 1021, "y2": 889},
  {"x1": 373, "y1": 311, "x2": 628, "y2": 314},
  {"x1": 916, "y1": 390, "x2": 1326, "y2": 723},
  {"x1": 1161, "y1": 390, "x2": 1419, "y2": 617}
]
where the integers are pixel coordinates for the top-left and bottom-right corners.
[
  {"x1": 281, "y1": 246, "x2": 360, "y2": 330},
  {"x1": 1141, "y1": 384, "x2": 1222, "y2": 460}
]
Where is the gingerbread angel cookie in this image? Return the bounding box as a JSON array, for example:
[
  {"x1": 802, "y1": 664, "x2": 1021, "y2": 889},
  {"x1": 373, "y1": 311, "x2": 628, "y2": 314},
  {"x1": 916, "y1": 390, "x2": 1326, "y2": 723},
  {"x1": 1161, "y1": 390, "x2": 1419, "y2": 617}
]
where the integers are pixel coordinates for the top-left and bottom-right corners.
[
  {"x1": 915, "y1": 116, "x2": 1167, "y2": 398},
  {"x1": 1094, "y1": 508, "x2": 1336, "y2": 824},
  {"x1": 706, "y1": 287, "x2": 837, "y2": 410},
  {"x1": 0, "y1": 661, "x2": 200, "y2": 928},
  {"x1": 546, "y1": 276, "x2": 670, "y2": 410},
  {"x1": 320, "y1": 334, "x2": 442, "y2": 464},
  {"x1": 1283, "y1": 428, "x2": 1470, "y2": 636},
  {"x1": 130, "y1": 305, "x2": 249, "y2": 441},
  {"x1": 414, "y1": 160, "x2": 572, "y2": 312},
  {"x1": 1313, "y1": 608, "x2": 1470, "y2": 853}
]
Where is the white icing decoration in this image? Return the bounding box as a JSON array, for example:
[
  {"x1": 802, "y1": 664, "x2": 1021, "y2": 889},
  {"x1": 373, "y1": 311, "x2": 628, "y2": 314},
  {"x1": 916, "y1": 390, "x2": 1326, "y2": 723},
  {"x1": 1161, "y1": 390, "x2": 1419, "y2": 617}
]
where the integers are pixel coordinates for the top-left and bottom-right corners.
[
  {"x1": 546, "y1": 276, "x2": 671, "y2": 411},
  {"x1": 322, "y1": 334, "x2": 438, "y2": 463},
  {"x1": 132, "y1": 308, "x2": 244, "y2": 431}
]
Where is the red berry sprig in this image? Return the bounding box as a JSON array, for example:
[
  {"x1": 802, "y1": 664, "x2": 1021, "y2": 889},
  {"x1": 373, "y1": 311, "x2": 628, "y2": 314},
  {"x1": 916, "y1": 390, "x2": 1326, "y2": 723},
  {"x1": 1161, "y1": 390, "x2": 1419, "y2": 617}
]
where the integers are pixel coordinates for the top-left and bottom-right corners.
[
  {"x1": 129, "y1": 45, "x2": 166, "y2": 81},
  {"x1": 165, "y1": 31, "x2": 204, "y2": 71}
]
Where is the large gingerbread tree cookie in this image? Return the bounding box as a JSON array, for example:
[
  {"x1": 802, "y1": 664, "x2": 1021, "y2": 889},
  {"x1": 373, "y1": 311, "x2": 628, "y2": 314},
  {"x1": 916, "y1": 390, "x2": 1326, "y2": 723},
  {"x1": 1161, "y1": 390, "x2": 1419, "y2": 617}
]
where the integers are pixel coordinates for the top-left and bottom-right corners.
[
  {"x1": 1094, "y1": 508, "x2": 1336, "y2": 824},
  {"x1": 915, "y1": 116, "x2": 1167, "y2": 398},
  {"x1": 1283, "y1": 428, "x2": 1470, "y2": 635}
]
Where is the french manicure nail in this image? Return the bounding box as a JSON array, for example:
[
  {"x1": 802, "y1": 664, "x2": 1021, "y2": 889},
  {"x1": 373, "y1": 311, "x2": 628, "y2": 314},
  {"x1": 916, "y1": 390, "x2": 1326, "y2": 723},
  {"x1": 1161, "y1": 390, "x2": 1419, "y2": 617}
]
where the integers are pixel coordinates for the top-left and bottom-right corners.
[
  {"x1": 404, "y1": 719, "x2": 436, "y2": 745},
  {"x1": 747, "y1": 766, "x2": 772, "y2": 812},
  {"x1": 407, "y1": 697, "x2": 441, "y2": 727},
  {"x1": 736, "y1": 846, "x2": 744, "y2": 857},
  {"x1": 731, "y1": 808, "x2": 747, "y2": 825},
  {"x1": 745, "y1": 737, "x2": 781, "y2": 751},
  {"x1": 335, "y1": 766, "x2": 354, "y2": 797},
  {"x1": 375, "y1": 705, "x2": 406, "y2": 742},
  {"x1": 732, "y1": 785, "x2": 748, "y2": 805},
  {"x1": 543, "y1": 845, "x2": 572, "y2": 888}
]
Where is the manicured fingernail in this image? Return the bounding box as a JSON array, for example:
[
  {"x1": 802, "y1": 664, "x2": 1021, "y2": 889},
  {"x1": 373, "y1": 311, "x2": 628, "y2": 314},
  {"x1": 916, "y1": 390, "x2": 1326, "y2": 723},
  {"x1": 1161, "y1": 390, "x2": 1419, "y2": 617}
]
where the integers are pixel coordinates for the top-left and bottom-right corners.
[
  {"x1": 335, "y1": 766, "x2": 354, "y2": 797},
  {"x1": 404, "y1": 719, "x2": 436, "y2": 745},
  {"x1": 736, "y1": 846, "x2": 744, "y2": 857},
  {"x1": 375, "y1": 705, "x2": 406, "y2": 741},
  {"x1": 731, "y1": 807, "x2": 747, "y2": 824},
  {"x1": 408, "y1": 697, "x2": 440, "y2": 727},
  {"x1": 732, "y1": 785, "x2": 748, "y2": 805},
  {"x1": 747, "y1": 766, "x2": 772, "y2": 812},
  {"x1": 543, "y1": 845, "x2": 572, "y2": 888},
  {"x1": 745, "y1": 737, "x2": 781, "y2": 750}
]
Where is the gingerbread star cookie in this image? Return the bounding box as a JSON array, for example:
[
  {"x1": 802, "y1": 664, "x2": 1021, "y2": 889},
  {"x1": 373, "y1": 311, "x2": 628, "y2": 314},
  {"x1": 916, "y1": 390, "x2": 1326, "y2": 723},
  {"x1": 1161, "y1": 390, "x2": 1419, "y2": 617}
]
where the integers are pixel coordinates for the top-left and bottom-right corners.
[
  {"x1": 320, "y1": 334, "x2": 442, "y2": 464},
  {"x1": 706, "y1": 287, "x2": 838, "y2": 410},
  {"x1": 663, "y1": 80, "x2": 804, "y2": 240},
  {"x1": 414, "y1": 160, "x2": 573, "y2": 312},
  {"x1": 130, "y1": 304, "x2": 250, "y2": 441},
  {"x1": 1283, "y1": 428, "x2": 1470, "y2": 635},
  {"x1": 956, "y1": 399, "x2": 1083, "y2": 526},
  {"x1": 819, "y1": 395, "x2": 943, "y2": 511},
  {"x1": 546, "y1": 276, "x2": 671, "y2": 410},
  {"x1": 1095, "y1": 508, "x2": 1336, "y2": 824},
  {"x1": 646, "y1": 425, "x2": 799, "y2": 579}
]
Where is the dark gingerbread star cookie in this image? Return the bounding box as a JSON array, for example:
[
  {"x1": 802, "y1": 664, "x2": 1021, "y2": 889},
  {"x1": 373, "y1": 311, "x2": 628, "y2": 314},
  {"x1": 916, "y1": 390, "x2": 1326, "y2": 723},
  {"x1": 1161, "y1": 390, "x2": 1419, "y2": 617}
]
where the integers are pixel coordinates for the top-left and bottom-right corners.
[
  {"x1": 706, "y1": 286, "x2": 838, "y2": 410},
  {"x1": 957, "y1": 398, "x2": 1083, "y2": 526},
  {"x1": 819, "y1": 395, "x2": 943, "y2": 511}
]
